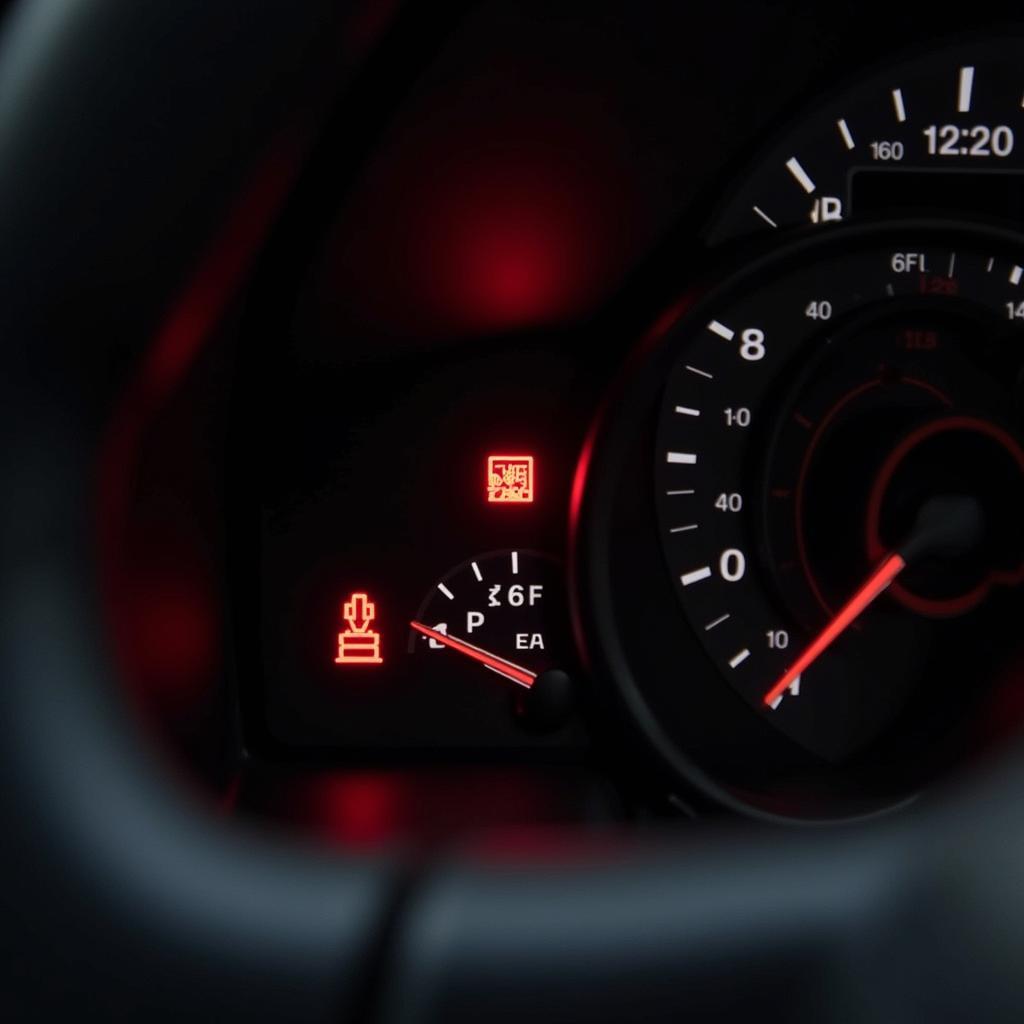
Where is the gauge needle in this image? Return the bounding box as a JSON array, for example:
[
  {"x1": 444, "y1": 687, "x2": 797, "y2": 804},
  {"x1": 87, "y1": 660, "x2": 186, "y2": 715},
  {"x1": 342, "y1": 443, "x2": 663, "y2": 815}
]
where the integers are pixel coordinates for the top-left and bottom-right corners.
[
  {"x1": 761, "y1": 553, "x2": 906, "y2": 708},
  {"x1": 409, "y1": 621, "x2": 536, "y2": 688},
  {"x1": 761, "y1": 494, "x2": 985, "y2": 708}
]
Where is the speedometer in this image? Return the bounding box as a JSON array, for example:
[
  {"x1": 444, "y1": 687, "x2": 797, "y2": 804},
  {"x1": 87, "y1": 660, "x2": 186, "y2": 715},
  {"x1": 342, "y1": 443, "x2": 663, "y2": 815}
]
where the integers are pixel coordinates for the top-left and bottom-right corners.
[
  {"x1": 572, "y1": 32, "x2": 1024, "y2": 822},
  {"x1": 576, "y1": 221, "x2": 1024, "y2": 820},
  {"x1": 708, "y1": 34, "x2": 1024, "y2": 244},
  {"x1": 657, "y1": 222, "x2": 1024, "y2": 762}
]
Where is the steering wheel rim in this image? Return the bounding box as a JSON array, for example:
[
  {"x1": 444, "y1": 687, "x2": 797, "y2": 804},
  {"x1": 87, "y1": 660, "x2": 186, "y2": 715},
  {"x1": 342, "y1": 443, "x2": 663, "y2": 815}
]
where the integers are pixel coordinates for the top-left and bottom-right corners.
[
  {"x1": 2, "y1": 2, "x2": 1024, "y2": 1021},
  {"x1": 0, "y1": 2, "x2": 405, "y2": 1020}
]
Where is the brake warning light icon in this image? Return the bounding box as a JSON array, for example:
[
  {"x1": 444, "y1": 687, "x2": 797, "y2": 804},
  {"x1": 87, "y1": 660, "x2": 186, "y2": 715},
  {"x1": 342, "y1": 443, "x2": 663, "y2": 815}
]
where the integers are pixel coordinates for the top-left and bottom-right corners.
[
  {"x1": 334, "y1": 592, "x2": 383, "y2": 665},
  {"x1": 487, "y1": 454, "x2": 534, "y2": 503}
]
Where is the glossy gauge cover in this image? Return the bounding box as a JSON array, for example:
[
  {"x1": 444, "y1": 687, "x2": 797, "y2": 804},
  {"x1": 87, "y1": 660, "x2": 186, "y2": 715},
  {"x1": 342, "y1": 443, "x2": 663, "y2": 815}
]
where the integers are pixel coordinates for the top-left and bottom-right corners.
[{"x1": 572, "y1": 220, "x2": 1024, "y2": 822}]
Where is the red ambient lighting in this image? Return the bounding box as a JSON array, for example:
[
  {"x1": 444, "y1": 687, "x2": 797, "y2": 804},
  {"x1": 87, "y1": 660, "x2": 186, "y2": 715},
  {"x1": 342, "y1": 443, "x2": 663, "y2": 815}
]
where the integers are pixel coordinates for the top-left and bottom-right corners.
[
  {"x1": 335, "y1": 592, "x2": 383, "y2": 665},
  {"x1": 317, "y1": 83, "x2": 646, "y2": 340},
  {"x1": 487, "y1": 454, "x2": 534, "y2": 503}
]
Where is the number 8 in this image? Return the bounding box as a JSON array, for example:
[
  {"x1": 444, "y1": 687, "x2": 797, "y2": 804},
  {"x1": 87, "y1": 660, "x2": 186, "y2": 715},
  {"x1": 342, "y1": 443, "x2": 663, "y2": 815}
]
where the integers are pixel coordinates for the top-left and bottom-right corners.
[{"x1": 740, "y1": 328, "x2": 766, "y2": 361}]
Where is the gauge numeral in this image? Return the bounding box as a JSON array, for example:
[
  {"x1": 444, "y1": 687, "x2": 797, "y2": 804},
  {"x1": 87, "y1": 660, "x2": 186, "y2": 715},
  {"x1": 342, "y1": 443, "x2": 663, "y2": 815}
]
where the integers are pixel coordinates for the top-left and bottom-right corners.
[
  {"x1": 719, "y1": 548, "x2": 746, "y2": 582},
  {"x1": 804, "y1": 300, "x2": 833, "y2": 320},
  {"x1": 714, "y1": 492, "x2": 743, "y2": 512},
  {"x1": 766, "y1": 629, "x2": 790, "y2": 650},
  {"x1": 724, "y1": 407, "x2": 751, "y2": 427},
  {"x1": 739, "y1": 328, "x2": 766, "y2": 361},
  {"x1": 891, "y1": 252, "x2": 928, "y2": 273},
  {"x1": 1005, "y1": 301, "x2": 1024, "y2": 320},
  {"x1": 868, "y1": 140, "x2": 904, "y2": 161},
  {"x1": 510, "y1": 584, "x2": 542, "y2": 607},
  {"x1": 904, "y1": 329, "x2": 938, "y2": 350},
  {"x1": 489, "y1": 584, "x2": 543, "y2": 607}
]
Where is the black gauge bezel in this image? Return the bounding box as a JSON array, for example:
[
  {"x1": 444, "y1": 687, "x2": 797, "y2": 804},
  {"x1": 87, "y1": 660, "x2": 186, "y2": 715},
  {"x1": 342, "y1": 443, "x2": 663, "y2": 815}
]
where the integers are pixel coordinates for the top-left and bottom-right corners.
[{"x1": 571, "y1": 218, "x2": 1024, "y2": 823}]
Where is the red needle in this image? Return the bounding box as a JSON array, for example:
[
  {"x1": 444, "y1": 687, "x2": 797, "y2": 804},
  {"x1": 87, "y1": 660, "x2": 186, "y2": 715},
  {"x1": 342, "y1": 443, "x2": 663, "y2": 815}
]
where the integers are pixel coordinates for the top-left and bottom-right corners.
[
  {"x1": 762, "y1": 553, "x2": 907, "y2": 707},
  {"x1": 409, "y1": 621, "x2": 536, "y2": 689}
]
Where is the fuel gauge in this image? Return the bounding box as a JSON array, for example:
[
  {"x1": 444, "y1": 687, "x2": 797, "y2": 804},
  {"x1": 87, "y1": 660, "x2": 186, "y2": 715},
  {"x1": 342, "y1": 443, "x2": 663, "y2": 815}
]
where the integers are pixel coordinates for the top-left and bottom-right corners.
[{"x1": 409, "y1": 549, "x2": 566, "y2": 686}]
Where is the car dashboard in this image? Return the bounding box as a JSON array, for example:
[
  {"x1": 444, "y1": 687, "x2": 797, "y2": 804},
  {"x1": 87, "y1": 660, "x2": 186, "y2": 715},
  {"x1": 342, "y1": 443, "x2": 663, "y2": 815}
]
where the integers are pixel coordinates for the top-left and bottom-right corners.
[{"x1": 105, "y1": 0, "x2": 1024, "y2": 841}]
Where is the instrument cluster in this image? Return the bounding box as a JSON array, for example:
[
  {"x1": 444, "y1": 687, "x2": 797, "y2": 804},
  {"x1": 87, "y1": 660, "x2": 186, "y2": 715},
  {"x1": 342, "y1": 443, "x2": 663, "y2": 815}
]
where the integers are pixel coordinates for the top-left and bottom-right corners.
[{"x1": 234, "y1": 28, "x2": 1024, "y2": 820}]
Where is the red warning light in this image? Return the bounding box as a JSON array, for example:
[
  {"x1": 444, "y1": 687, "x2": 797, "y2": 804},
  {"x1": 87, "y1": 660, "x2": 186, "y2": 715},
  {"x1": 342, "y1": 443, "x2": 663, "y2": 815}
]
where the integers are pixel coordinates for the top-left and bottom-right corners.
[
  {"x1": 487, "y1": 454, "x2": 534, "y2": 504},
  {"x1": 334, "y1": 592, "x2": 383, "y2": 665}
]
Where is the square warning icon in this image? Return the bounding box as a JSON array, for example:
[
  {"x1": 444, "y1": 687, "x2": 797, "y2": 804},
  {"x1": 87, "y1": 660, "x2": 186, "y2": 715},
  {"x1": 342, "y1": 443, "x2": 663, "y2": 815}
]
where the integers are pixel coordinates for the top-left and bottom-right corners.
[{"x1": 487, "y1": 454, "x2": 534, "y2": 503}]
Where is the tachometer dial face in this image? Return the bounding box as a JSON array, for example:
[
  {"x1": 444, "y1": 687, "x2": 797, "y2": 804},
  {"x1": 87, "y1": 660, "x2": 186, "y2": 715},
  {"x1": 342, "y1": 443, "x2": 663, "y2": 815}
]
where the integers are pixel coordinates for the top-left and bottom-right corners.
[
  {"x1": 708, "y1": 34, "x2": 1024, "y2": 244},
  {"x1": 577, "y1": 221, "x2": 1024, "y2": 819},
  {"x1": 657, "y1": 225, "x2": 1024, "y2": 763}
]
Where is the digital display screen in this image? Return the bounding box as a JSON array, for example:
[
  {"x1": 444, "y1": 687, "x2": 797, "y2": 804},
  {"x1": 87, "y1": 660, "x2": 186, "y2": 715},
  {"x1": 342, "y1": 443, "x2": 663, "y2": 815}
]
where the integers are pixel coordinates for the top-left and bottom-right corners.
[{"x1": 851, "y1": 169, "x2": 1024, "y2": 222}]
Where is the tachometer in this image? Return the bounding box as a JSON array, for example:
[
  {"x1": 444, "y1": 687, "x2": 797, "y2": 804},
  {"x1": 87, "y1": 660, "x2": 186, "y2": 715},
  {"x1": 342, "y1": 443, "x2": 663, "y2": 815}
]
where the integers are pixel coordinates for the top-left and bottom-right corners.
[
  {"x1": 576, "y1": 221, "x2": 1024, "y2": 819},
  {"x1": 657, "y1": 223, "x2": 1024, "y2": 761}
]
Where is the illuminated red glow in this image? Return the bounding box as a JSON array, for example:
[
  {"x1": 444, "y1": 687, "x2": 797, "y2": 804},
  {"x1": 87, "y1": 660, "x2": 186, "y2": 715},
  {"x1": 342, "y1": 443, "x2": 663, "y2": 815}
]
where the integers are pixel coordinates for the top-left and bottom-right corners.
[
  {"x1": 289, "y1": 770, "x2": 579, "y2": 847},
  {"x1": 335, "y1": 592, "x2": 383, "y2": 665},
  {"x1": 319, "y1": 80, "x2": 644, "y2": 338},
  {"x1": 97, "y1": 140, "x2": 306, "y2": 722},
  {"x1": 410, "y1": 621, "x2": 535, "y2": 688},
  {"x1": 487, "y1": 454, "x2": 534, "y2": 503},
  {"x1": 309, "y1": 774, "x2": 402, "y2": 847},
  {"x1": 763, "y1": 553, "x2": 907, "y2": 707},
  {"x1": 441, "y1": 188, "x2": 590, "y2": 328},
  {"x1": 115, "y1": 553, "x2": 219, "y2": 714}
]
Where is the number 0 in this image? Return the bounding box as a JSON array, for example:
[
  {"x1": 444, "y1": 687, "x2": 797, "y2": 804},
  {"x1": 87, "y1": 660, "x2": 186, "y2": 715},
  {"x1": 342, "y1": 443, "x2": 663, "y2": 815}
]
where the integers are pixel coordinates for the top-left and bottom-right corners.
[{"x1": 719, "y1": 549, "x2": 746, "y2": 582}]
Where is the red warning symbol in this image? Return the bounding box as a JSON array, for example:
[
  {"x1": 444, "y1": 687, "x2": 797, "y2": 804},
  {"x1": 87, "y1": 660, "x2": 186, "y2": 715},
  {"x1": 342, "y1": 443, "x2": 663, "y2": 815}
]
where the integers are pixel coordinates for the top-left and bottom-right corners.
[
  {"x1": 487, "y1": 454, "x2": 534, "y2": 503},
  {"x1": 334, "y1": 592, "x2": 383, "y2": 665}
]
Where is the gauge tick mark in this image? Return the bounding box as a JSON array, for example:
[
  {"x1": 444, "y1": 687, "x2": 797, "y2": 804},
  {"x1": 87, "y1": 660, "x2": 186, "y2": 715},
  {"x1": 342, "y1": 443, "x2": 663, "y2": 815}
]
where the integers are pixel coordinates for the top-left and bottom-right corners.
[
  {"x1": 892, "y1": 88, "x2": 907, "y2": 122},
  {"x1": 681, "y1": 566, "x2": 713, "y2": 587},
  {"x1": 957, "y1": 66, "x2": 974, "y2": 113},
  {"x1": 728, "y1": 649, "x2": 751, "y2": 669},
  {"x1": 785, "y1": 157, "x2": 816, "y2": 194}
]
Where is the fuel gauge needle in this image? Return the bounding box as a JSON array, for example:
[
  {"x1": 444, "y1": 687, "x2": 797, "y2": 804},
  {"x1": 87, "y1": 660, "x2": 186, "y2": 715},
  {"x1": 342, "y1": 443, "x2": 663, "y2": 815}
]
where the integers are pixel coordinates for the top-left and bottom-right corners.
[
  {"x1": 410, "y1": 621, "x2": 536, "y2": 688},
  {"x1": 762, "y1": 553, "x2": 906, "y2": 708}
]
